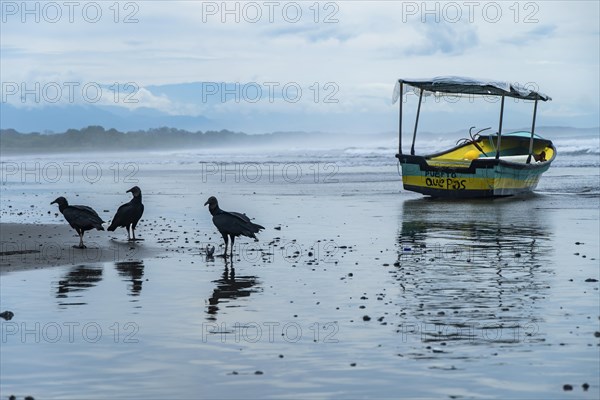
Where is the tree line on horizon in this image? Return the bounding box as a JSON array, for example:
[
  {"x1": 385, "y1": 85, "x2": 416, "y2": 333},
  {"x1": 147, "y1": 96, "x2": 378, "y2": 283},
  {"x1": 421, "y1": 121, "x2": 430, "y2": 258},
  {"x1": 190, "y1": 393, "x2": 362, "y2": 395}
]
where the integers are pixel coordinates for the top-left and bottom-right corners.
[{"x1": 0, "y1": 126, "x2": 312, "y2": 153}]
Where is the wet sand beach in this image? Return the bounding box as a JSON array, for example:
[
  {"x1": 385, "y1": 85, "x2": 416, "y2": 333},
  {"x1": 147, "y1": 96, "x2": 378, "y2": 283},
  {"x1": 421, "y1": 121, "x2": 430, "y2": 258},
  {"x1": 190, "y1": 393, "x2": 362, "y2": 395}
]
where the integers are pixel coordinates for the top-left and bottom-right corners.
[
  {"x1": 0, "y1": 223, "x2": 159, "y2": 272},
  {"x1": 1, "y1": 154, "x2": 599, "y2": 399}
]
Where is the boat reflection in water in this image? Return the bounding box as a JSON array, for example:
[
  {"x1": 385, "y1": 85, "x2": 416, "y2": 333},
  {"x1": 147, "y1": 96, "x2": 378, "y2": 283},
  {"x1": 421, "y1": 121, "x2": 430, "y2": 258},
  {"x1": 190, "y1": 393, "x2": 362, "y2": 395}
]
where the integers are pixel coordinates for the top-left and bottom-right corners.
[
  {"x1": 115, "y1": 261, "x2": 145, "y2": 297},
  {"x1": 206, "y1": 260, "x2": 261, "y2": 321},
  {"x1": 55, "y1": 264, "x2": 103, "y2": 308},
  {"x1": 393, "y1": 198, "x2": 553, "y2": 355}
]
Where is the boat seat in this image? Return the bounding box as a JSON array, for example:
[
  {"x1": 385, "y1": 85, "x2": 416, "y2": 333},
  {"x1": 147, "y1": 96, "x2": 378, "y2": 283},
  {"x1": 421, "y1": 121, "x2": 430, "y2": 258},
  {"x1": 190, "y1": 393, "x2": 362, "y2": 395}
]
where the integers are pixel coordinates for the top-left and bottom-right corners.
[
  {"x1": 425, "y1": 159, "x2": 473, "y2": 168},
  {"x1": 428, "y1": 154, "x2": 545, "y2": 167}
]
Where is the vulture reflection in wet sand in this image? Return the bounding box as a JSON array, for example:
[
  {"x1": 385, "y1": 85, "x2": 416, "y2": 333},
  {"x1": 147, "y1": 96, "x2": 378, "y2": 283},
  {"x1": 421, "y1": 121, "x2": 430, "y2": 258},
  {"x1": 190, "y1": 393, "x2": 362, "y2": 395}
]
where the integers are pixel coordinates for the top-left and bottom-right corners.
[{"x1": 206, "y1": 262, "x2": 260, "y2": 320}]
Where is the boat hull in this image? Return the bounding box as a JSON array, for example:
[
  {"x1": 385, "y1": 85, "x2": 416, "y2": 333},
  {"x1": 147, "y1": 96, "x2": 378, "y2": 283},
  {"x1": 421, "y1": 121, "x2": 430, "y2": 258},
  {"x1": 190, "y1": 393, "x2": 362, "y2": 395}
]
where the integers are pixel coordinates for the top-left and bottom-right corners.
[{"x1": 398, "y1": 154, "x2": 552, "y2": 198}]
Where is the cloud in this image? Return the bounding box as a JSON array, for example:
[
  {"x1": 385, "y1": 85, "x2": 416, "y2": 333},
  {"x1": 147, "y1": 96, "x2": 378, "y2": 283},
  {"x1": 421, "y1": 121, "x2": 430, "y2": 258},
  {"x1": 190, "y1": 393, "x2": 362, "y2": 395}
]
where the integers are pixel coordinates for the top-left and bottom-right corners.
[
  {"x1": 501, "y1": 24, "x2": 557, "y2": 45},
  {"x1": 404, "y1": 21, "x2": 479, "y2": 56},
  {"x1": 265, "y1": 24, "x2": 355, "y2": 43}
]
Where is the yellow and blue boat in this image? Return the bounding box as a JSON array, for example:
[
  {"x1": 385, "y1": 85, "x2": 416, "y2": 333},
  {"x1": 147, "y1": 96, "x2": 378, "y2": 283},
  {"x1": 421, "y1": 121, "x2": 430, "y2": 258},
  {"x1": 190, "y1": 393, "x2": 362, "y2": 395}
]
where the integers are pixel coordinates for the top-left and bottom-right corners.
[{"x1": 393, "y1": 77, "x2": 556, "y2": 198}]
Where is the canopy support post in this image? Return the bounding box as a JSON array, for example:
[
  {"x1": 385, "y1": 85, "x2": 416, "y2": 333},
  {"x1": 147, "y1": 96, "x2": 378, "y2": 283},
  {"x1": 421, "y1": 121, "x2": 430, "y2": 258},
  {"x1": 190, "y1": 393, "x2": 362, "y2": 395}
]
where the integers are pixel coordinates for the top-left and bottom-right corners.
[
  {"x1": 410, "y1": 89, "x2": 423, "y2": 156},
  {"x1": 398, "y1": 81, "x2": 403, "y2": 155},
  {"x1": 495, "y1": 95, "x2": 505, "y2": 160},
  {"x1": 526, "y1": 99, "x2": 539, "y2": 163}
]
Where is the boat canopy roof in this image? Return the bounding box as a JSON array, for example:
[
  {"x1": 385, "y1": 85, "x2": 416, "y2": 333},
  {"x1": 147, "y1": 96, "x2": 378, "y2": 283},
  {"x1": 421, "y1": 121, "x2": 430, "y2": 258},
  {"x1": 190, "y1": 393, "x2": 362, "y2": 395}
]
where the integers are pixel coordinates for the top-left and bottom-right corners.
[{"x1": 393, "y1": 76, "x2": 551, "y2": 103}]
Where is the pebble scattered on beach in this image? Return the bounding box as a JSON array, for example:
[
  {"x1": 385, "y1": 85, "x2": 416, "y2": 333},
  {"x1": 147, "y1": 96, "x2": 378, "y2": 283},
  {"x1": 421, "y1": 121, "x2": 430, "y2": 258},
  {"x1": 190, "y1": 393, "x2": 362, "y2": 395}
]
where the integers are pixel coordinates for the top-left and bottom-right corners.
[{"x1": 0, "y1": 310, "x2": 15, "y2": 320}]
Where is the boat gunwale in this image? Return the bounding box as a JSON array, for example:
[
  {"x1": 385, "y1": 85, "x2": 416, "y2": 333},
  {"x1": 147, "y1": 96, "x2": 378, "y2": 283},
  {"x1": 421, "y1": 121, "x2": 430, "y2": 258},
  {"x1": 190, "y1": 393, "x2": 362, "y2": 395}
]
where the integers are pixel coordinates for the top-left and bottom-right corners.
[
  {"x1": 411, "y1": 133, "x2": 553, "y2": 158},
  {"x1": 396, "y1": 143, "x2": 556, "y2": 174}
]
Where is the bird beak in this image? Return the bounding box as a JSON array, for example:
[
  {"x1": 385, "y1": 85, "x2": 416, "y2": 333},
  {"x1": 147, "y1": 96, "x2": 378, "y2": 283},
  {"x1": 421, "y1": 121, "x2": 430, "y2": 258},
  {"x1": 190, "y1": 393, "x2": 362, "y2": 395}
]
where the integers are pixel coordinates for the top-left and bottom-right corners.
[
  {"x1": 50, "y1": 200, "x2": 56, "y2": 205},
  {"x1": 204, "y1": 200, "x2": 209, "y2": 206},
  {"x1": 126, "y1": 188, "x2": 132, "y2": 193}
]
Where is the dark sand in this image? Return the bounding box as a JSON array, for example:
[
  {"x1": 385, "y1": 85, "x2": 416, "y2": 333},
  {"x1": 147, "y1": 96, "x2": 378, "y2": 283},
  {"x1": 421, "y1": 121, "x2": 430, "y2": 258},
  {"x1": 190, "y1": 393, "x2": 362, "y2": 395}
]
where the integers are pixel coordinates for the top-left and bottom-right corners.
[{"x1": 0, "y1": 223, "x2": 158, "y2": 272}]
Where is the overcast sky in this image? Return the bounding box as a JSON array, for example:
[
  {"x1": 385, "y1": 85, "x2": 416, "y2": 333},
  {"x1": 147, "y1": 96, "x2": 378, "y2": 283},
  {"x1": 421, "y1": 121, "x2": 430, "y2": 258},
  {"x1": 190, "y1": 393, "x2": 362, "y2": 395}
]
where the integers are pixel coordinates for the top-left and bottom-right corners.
[{"x1": 1, "y1": 1, "x2": 599, "y2": 133}]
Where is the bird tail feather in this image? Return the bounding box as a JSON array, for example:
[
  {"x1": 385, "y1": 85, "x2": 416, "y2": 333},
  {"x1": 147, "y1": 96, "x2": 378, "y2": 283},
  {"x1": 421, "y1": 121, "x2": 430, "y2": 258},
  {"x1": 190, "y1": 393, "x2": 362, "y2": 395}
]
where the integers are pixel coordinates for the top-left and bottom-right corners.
[{"x1": 242, "y1": 230, "x2": 257, "y2": 239}]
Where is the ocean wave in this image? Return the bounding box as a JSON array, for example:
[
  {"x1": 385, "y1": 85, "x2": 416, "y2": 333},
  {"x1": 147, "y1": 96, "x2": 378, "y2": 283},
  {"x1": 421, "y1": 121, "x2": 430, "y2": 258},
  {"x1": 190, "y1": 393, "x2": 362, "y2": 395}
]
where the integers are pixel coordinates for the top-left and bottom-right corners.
[
  {"x1": 552, "y1": 137, "x2": 600, "y2": 155},
  {"x1": 550, "y1": 158, "x2": 600, "y2": 168}
]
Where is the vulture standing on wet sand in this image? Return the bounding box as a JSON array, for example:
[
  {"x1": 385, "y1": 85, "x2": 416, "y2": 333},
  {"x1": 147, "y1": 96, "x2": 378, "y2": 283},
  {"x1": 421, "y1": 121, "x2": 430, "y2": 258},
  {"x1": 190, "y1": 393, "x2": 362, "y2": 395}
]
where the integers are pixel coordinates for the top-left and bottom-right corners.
[
  {"x1": 108, "y1": 186, "x2": 145, "y2": 241},
  {"x1": 204, "y1": 196, "x2": 265, "y2": 258},
  {"x1": 51, "y1": 196, "x2": 105, "y2": 248}
]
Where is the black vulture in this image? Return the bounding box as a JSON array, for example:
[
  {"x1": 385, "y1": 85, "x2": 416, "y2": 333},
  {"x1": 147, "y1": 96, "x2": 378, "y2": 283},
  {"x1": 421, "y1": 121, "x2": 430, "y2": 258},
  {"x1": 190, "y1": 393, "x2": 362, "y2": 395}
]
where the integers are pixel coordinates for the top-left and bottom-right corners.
[
  {"x1": 204, "y1": 196, "x2": 265, "y2": 258},
  {"x1": 107, "y1": 186, "x2": 144, "y2": 241},
  {"x1": 50, "y1": 197, "x2": 105, "y2": 248}
]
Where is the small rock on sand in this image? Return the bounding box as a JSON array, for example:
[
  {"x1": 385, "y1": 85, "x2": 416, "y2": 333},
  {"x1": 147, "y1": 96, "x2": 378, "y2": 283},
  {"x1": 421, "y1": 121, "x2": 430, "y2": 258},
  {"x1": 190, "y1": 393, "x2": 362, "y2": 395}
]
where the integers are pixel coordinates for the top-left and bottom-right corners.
[{"x1": 0, "y1": 311, "x2": 14, "y2": 320}]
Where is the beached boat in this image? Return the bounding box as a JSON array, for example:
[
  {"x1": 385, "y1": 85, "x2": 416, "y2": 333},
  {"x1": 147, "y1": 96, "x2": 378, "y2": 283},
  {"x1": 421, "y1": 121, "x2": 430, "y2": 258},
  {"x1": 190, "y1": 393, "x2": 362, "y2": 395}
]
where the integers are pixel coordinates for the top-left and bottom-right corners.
[{"x1": 393, "y1": 77, "x2": 556, "y2": 198}]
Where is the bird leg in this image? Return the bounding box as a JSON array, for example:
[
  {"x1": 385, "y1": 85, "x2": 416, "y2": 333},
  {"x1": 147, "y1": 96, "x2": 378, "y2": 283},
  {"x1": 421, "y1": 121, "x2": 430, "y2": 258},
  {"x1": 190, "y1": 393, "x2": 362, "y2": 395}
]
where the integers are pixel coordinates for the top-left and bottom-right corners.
[
  {"x1": 129, "y1": 226, "x2": 143, "y2": 241},
  {"x1": 126, "y1": 226, "x2": 132, "y2": 241},
  {"x1": 221, "y1": 233, "x2": 229, "y2": 258},
  {"x1": 230, "y1": 236, "x2": 235, "y2": 258},
  {"x1": 74, "y1": 230, "x2": 86, "y2": 249}
]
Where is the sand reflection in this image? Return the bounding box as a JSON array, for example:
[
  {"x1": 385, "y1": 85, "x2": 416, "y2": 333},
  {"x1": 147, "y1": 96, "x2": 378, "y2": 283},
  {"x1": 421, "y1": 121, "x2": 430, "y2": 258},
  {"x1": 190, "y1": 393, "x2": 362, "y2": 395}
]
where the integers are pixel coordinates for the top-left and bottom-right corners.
[
  {"x1": 206, "y1": 260, "x2": 261, "y2": 321},
  {"x1": 394, "y1": 198, "x2": 552, "y2": 350},
  {"x1": 55, "y1": 264, "x2": 103, "y2": 307}
]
